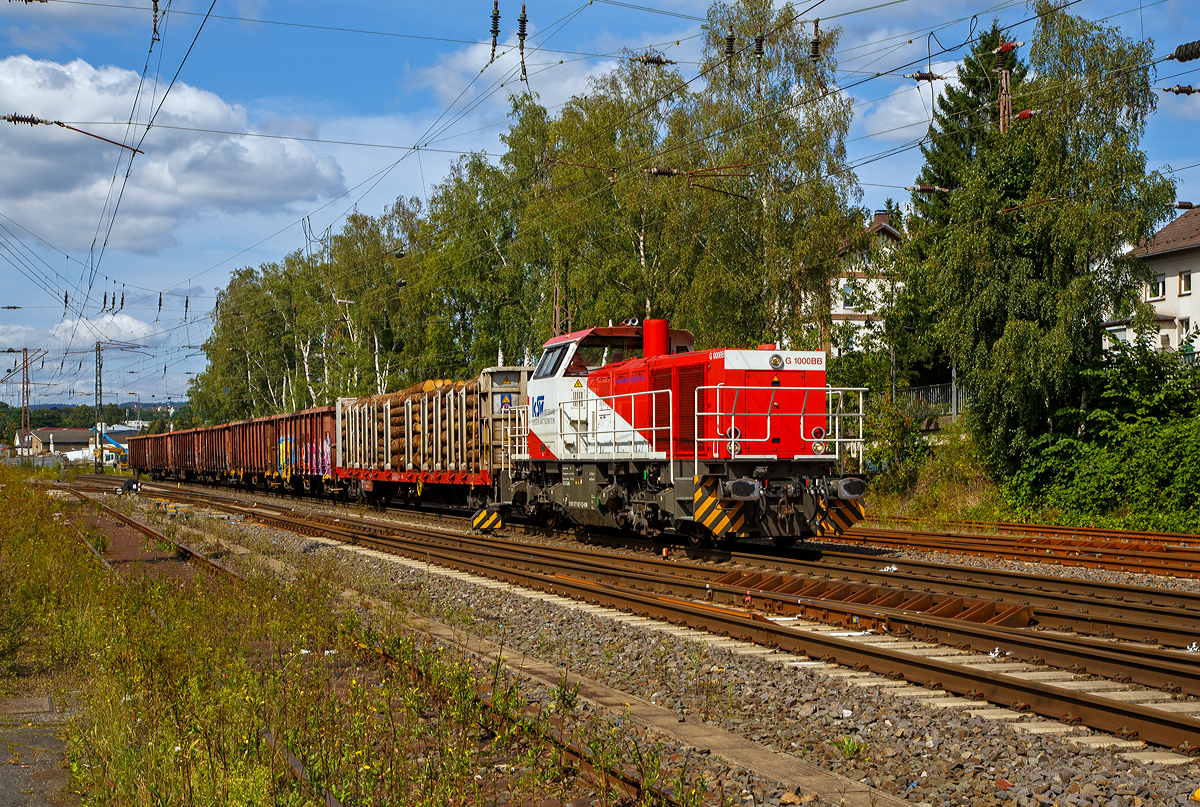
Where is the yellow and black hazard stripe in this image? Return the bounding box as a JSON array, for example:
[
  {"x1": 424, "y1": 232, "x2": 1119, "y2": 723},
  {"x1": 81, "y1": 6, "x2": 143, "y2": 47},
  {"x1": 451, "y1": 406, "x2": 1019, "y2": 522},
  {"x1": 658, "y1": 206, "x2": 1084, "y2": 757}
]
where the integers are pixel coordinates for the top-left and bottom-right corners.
[
  {"x1": 819, "y1": 496, "x2": 866, "y2": 537},
  {"x1": 692, "y1": 476, "x2": 750, "y2": 538},
  {"x1": 472, "y1": 508, "x2": 503, "y2": 532}
]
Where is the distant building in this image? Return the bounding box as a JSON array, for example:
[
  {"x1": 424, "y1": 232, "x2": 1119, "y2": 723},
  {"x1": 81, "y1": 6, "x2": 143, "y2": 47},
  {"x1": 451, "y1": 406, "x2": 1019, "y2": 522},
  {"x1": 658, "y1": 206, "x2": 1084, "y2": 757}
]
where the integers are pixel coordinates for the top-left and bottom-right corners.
[
  {"x1": 829, "y1": 210, "x2": 904, "y2": 355},
  {"x1": 27, "y1": 428, "x2": 92, "y2": 455},
  {"x1": 1109, "y1": 208, "x2": 1200, "y2": 350}
]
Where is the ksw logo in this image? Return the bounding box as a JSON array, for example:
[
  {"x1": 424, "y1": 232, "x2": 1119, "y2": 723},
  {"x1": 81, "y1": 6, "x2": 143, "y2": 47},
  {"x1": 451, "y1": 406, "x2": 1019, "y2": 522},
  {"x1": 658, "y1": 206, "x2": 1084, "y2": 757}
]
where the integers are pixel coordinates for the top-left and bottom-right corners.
[{"x1": 531, "y1": 395, "x2": 545, "y2": 417}]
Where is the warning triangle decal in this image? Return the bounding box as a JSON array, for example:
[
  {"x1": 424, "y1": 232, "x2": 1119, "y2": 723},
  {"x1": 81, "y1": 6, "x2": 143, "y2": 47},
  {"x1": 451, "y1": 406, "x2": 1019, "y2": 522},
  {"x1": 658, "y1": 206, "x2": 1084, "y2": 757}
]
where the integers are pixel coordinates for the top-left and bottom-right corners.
[{"x1": 573, "y1": 380, "x2": 583, "y2": 388}]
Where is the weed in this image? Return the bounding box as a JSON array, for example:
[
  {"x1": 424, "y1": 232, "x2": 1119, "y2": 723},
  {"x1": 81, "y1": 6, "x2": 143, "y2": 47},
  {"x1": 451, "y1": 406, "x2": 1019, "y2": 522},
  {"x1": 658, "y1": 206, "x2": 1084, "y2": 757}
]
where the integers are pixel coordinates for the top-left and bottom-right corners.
[
  {"x1": 831, "y1": 734, "x2": 870, "y2": 758},
  {"x1": 552, "y1": 670, "x2": 580, "y2": 715},
  {"x1": 0, "y1": 468, "x2": 629, "y2": 806}
]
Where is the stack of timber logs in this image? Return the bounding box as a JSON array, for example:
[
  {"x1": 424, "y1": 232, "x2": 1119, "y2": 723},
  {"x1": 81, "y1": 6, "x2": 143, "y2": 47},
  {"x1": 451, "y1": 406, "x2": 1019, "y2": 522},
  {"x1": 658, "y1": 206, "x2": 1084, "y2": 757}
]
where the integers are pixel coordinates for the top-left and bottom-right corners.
[{"x1": 341, "y1": 377, "x2": 483, "y2": 472}]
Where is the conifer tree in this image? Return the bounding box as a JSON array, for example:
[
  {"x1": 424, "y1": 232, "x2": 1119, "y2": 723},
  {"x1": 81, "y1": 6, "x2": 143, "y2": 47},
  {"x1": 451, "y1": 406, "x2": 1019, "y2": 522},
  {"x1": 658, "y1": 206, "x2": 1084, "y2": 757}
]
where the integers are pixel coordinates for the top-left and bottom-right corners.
[{"x1": 912, "y1": 20, "x2": 1027, "y2": 227}]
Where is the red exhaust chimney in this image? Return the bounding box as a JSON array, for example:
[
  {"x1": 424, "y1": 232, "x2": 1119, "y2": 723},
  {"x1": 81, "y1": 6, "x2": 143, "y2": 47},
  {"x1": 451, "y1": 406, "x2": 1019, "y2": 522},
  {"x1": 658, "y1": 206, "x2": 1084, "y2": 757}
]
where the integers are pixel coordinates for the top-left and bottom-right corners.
[{"x1": 644, "y1": 319, "x2": 669, "y2": 358}]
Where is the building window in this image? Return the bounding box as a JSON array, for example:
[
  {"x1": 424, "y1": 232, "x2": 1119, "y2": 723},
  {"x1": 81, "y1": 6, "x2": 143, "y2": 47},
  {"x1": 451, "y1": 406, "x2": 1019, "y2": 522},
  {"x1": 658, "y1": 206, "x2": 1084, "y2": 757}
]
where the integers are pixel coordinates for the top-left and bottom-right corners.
[
  {"x1": 1150, "y1": 276, "x2": 1166, "y2": 300},
  {"x1": 1182, "y1": 272, "x2": 1193, "y2": 295}
]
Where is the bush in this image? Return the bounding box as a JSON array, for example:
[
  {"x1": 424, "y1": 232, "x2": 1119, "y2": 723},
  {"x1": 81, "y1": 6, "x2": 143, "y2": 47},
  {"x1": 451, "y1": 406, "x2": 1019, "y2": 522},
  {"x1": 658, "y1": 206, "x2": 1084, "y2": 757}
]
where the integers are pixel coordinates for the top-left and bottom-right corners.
[{"x1": 864, "y1": 397, "x2": 929, "y2": 495}]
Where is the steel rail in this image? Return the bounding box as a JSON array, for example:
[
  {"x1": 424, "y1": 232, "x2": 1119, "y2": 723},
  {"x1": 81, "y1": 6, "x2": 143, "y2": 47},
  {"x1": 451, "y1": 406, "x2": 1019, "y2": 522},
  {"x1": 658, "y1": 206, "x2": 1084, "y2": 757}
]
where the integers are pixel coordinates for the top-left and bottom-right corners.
[
  {"x1": 320, "y1": 521, "x2": 1200, "y2": 701},
  {"x1": 144, "y1": 486, "x2": 1200, "y2": 751},
  {"x1": 827, "y1": 526, "x2": 1200, "y2": 577},
  {"x1": 718, "y1": 552, "x2": 1200, "y2": 649},
  {"x1": 64, "y1": 487, "x2": 246, "y2": 580},
  {"x1": 136, "y1": 485, "x2": 1200, "y2": 649},
  {"x1": 873, "y1": 514, "x2": 1200, "y2": 546},
  {"x1": 129, "y1": 484, "x2": 1200, "y2": 650}
]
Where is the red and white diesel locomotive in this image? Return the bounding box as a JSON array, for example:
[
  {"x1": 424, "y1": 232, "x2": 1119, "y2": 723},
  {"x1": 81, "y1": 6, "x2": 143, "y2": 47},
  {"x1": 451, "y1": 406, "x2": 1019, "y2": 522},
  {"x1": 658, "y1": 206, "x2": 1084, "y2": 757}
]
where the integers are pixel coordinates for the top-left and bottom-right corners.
[{"x1": 130, "y1": 319, "x2": 867, "y2": 546}]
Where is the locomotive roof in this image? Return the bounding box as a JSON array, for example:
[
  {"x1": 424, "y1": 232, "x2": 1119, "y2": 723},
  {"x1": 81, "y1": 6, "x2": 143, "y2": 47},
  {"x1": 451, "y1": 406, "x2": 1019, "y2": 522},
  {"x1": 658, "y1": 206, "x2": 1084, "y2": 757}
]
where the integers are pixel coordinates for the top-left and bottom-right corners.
[{"x1": 542, "y1": 325, "x2": 695, "y2": 348}]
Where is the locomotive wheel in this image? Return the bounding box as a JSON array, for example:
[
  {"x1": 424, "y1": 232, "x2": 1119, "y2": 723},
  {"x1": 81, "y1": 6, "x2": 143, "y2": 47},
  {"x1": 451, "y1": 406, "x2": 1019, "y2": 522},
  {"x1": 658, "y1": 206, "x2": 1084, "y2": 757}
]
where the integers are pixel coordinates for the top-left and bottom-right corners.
[{"x1": 686, "y1": 527, "x2": 709, "y2": 549}]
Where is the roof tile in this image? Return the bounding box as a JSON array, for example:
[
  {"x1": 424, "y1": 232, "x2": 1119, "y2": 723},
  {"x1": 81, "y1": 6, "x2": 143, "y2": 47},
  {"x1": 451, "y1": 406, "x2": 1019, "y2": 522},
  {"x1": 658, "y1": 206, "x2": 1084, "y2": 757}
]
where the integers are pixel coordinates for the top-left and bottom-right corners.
[{"x1": 1134, "y1": 208, "x2": 1200, "y2": 258}]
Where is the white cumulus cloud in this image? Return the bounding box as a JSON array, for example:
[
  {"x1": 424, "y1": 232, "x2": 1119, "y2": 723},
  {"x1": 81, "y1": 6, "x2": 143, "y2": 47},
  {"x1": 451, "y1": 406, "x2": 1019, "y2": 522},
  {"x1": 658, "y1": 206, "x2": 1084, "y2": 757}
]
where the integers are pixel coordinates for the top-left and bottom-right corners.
[
  {"x1": 0, "y1": 55, "x2": 346, "y2": 254},
  {"x1": 857, "y1": 61, "x2": 959, "y2": 144},
  {"x1": 47, "y1": 312, "x2": 154, "y2": 349}
]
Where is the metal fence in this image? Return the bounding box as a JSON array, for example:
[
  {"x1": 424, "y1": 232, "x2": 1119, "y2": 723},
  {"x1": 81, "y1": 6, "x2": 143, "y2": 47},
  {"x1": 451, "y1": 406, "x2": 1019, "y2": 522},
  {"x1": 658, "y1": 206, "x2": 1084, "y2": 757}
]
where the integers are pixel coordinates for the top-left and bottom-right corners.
[
  {"x1": 894, "y1": 382, "x2": 973, "y2": 419},
  {"x1": 0, "y1": 455, "x2": 67, "y2": 468}
]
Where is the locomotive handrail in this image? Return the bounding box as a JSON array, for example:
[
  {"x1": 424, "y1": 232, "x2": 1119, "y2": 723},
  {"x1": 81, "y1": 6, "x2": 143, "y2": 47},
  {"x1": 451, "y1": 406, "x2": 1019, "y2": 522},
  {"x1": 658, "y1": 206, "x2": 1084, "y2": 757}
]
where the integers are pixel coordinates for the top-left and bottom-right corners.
[
  {"x1": 499, "y1": 405, "x2": 529, "y2": 469},
  {"x1": 555, "y1": 388, "x2": 672, "y2": 478},
  {"x1": 692, "y1": 384, "x2": 868, "y2": 476}
]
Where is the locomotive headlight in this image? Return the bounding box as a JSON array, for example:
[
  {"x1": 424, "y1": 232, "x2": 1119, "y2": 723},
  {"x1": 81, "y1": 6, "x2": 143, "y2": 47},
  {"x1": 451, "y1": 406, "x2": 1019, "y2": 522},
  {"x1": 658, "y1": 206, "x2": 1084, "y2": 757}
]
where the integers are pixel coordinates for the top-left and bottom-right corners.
[
  {"x1": 727, "y1": 440, "x2": 741, "y2": 456},
  {"x1": 769, "y1": 353, "x2": 784, "y2": 369},
  {"x1": 812, "y1": 441, "x2": 826, "y2": 455}
]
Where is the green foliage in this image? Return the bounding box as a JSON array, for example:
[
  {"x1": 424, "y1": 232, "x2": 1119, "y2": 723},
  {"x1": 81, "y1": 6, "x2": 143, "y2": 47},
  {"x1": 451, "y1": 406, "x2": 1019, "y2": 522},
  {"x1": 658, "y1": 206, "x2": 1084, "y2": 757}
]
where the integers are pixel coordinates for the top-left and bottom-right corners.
[
  {"x1": 1007, "y1": 336, "x2": 1200, "y2": 532},
  {"x1": 190, "y1": 0, "x2": 863, "y2": 418},
  {"x1": 864, "y1": 397, "x2": 929, "y2": 494},
  {"x1": 916, "y1": 3, "x2": 1175, "y2": 473},
  {"x1": 831, "y1": 734, "x2": 869, "y2": 758}
]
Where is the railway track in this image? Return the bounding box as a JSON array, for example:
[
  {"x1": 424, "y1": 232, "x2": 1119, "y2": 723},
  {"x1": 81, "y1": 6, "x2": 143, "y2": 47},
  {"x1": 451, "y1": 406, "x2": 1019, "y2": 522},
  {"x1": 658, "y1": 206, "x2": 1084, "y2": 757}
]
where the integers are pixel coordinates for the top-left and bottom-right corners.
[
  {"x1": 110, "y1": 481, "x2": 1200, "y2": 755},
  {"x1": 76, "y1": 473, "x2": 1200, "y2": 578},
  {"x1": 828, "y1": 524, "x2": 1200, "y2": 577},
  {"x1": 873, "y1": 513, "x2": 1200, "y2": 547}
]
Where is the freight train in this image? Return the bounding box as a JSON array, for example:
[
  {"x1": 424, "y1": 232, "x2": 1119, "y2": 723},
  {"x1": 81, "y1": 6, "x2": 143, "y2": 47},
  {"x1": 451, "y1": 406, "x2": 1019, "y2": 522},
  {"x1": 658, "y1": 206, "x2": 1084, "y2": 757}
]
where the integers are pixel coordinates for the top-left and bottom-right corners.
[{"x1": 129, "y1": 320, "x2": 868, "y2": 547}]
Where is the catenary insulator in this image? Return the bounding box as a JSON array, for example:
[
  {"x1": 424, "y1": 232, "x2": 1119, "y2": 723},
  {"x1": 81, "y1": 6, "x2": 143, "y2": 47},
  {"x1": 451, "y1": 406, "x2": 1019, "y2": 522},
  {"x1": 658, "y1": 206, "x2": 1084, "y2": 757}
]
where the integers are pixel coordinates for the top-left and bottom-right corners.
[
  {"x1": 725, "y1": 25, "x2": 736, "y2": 81},
  {"x1": 1164, "y1": 85, "x2": 1197, "y2": 95},
  {"x1": 634, "y1": 53, "x2": 676, "y2": 66},
  {"x1": 489, "y1": 1, "x2": 500, "y2": 63},
  {"x1": 1015, "y1": 108, "x2": 1041, "y2": 120},
  {"x1": 905, "y1": 185, "x2": 950, "y2": 193},
  {"x1": 810, "y1": 19, "x2": 820, "y2": 63},
  {"x1": 1170, "y1": 40, "x2": 1200, "y2": 63},
  {"x1": 518, "y1": 4, "x2": 528, "y2": 81},
  {"x1": 754, "y1": 33, "x2": 764, "y2": 61},
  {"x1": 904, "y1": 72, "x2": 945, "y2": 81},
  {"x1": 1177, "y1": 202, "x2": 1195, "y2": 210}
]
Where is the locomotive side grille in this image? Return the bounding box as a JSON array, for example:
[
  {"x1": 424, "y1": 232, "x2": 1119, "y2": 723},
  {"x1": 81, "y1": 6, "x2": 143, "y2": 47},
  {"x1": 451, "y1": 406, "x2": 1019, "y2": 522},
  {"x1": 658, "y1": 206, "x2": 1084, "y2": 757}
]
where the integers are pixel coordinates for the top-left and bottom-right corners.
[
  {"x1": 675, "y1": 365, "x2": 705, "y2": 456},
  {"x1": 651, "y1": 369, "x2": 672, "y2": 451}
]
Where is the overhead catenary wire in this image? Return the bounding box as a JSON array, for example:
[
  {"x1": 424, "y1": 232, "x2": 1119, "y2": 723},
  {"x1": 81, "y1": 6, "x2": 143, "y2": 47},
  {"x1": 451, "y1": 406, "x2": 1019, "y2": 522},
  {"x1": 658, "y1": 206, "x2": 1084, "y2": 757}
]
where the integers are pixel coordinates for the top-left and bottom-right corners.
[
  {"x1": 1, "y1": 114, "x2": 144, "y2": 153},
  {"x1": 151, "y1": 0, "x2": 1108, "y2": 354},
  {"x1": 2, "y1": 0, "x2": 1190, "y2": 403}
]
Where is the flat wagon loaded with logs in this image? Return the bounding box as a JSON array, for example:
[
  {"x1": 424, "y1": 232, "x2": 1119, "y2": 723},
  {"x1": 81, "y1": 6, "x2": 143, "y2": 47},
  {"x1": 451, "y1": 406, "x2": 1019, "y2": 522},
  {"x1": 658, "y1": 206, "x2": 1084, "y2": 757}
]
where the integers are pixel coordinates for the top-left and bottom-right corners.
[{"x1": 335, "y1": 367, "x2": 530, "y2": 507}]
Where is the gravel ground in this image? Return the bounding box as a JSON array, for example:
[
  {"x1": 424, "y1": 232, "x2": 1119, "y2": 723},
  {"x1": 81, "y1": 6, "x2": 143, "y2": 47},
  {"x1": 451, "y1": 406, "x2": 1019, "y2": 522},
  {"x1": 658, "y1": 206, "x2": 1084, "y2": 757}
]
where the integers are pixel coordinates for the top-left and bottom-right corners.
[
  {"x1": 93, "y1": 482, "x2": 1200, "y2": 806},
  {"x1": 105, "y1": 490, "x2": 1200, "y2": 807}
]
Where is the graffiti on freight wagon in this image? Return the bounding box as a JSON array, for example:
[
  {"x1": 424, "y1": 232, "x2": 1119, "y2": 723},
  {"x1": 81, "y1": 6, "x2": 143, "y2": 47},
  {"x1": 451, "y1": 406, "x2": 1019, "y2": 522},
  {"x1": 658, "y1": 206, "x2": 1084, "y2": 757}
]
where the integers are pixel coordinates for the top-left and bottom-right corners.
[{"x1": 277, "y1": 435, "x2": 332, "y2": 481}]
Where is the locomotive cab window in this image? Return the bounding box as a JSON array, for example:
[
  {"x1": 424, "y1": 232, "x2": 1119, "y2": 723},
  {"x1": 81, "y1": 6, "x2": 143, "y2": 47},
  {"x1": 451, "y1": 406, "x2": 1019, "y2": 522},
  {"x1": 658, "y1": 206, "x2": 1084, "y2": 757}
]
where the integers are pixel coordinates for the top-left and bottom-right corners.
[
  {"x1": 564, "y1": 335, "x2": 644, "y2": 376},
  {"x1": 532, "y1": 345, "x2": 568, "y2": 379}
]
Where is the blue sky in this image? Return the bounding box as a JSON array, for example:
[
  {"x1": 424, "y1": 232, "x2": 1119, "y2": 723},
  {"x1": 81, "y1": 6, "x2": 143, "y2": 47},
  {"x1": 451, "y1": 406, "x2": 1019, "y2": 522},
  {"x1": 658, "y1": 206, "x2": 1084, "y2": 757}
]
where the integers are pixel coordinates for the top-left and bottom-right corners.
[{"x1": 0, "y1": 0, "x2": 1196, "y2": 407}]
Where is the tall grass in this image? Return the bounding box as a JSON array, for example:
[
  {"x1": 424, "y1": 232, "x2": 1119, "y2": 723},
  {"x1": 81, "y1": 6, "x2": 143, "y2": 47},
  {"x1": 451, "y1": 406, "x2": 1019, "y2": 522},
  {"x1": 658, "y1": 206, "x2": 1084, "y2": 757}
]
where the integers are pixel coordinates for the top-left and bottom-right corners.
[{"x1": 2, "y1": 469, "x2": 691, "y2": 805}]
